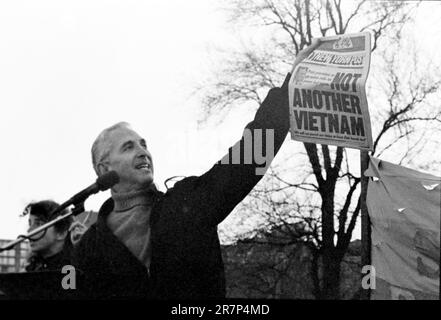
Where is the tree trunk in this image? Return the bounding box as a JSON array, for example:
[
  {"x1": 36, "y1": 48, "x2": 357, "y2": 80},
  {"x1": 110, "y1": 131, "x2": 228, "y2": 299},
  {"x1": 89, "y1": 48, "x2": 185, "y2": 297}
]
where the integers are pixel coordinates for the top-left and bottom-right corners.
[
  {"x1": 320, "y1": 183, "x2": 340, "y2": 299},
  {"x1": 322, "y1": 251, "x2": 342, "y2": 299},
  {"x1": 310, "y1": 247, "x2": 322, "y2": 299}
]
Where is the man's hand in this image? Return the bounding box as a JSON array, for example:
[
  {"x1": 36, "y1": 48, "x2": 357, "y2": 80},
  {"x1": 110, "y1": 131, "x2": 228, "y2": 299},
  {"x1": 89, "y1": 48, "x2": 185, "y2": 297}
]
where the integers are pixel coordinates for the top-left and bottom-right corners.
[
  {"x1": 69, "y1": 221, "x2": 87, "y2": 246},
  {"x1": 290, "y1": 39, "x2": 321, "y2": 74}
]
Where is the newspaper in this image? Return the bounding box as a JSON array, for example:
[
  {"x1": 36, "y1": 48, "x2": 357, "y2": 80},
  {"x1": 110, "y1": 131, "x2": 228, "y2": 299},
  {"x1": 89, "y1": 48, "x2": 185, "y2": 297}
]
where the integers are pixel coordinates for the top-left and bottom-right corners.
[{"x1": 288, "y1": 32, "x2": 373, "y2": 151}]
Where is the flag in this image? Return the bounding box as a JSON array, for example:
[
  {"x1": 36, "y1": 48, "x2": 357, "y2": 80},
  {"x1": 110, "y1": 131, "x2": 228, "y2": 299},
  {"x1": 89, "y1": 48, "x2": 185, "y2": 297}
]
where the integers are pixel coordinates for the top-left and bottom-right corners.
[{"x1": 365, "y1": 157, "x2": 440, "y2": 300}]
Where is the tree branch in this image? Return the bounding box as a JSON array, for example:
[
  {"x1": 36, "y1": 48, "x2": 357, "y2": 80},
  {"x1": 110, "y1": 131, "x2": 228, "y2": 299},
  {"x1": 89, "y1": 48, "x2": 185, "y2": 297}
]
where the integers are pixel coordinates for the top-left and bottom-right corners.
[
  {"x1": 304, "y1": 142, "x2": 325, "y2": 186},
  {"x1": 321, "y1": 144, "x2": 332, "y2": 171},
  {"x1": 336, "y1": 179, "x2": 360, "y2": 249}
]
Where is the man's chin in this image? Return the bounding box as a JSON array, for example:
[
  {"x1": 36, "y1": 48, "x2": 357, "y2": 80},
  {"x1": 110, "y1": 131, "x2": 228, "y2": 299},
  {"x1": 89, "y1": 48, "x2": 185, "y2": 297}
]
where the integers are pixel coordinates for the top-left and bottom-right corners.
[
  {"x1": 30, "y1": 247, "x2": 41, "y2": 255},
  {"x1": 137, "y1": 174, "x2": 154, "y2": 188},
  {"x1": 141, "y1": 178, "x2": 154, "y2": 188}
]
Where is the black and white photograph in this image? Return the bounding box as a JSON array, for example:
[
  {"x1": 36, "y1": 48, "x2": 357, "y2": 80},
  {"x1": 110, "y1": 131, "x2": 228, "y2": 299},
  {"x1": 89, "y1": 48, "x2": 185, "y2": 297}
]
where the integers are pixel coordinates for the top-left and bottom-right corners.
[{"x1": 0, "y1": 0, "x2": 439, "y2": 311}]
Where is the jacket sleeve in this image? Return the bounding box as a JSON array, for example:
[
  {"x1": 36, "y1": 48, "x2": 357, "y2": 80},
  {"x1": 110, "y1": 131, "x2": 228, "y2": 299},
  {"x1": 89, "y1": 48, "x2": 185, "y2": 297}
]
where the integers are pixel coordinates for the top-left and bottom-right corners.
[{"x1": 186, "y1": 73, "x2": 291, "y2": 226}]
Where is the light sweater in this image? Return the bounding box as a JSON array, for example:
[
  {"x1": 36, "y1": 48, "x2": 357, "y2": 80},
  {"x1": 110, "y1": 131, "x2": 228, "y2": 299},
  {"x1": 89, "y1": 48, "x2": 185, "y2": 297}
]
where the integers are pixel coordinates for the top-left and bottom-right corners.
[{"x1": 107, "y1": 188, "x2": 154, "y2": 272}]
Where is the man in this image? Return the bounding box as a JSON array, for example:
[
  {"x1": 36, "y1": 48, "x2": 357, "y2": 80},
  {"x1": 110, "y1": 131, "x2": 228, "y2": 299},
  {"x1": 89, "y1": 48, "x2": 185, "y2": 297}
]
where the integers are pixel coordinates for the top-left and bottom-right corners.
[
  {"x1": 73, "y1": 40, "x2": 320, "y2": 299},
  {"x1": 23, "y1": 200, "x2": 75, "y2": 272}
]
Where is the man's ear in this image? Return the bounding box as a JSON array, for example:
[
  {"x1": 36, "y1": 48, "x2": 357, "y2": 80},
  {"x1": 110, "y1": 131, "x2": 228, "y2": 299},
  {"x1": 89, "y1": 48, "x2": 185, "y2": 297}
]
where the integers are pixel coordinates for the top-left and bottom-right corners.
[{"x1": 97, "y1": 162, "x2": 110, "y2": 176}]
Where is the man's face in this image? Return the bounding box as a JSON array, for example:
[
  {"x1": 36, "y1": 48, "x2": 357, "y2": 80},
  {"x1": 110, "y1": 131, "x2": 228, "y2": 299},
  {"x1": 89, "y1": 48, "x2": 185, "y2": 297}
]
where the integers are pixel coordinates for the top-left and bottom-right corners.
[
  {"x1": 28, "y1": 215, "x2": 60, "y2": 257},
  {"x1": 99, "y1": 127, "x2": 154, "y2": 193}
]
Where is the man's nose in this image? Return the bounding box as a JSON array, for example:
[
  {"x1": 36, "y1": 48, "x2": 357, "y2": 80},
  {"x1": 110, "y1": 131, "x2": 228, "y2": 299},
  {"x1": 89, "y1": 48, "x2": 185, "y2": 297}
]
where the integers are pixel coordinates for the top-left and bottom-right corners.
[{"x1": 135, "y1": 144, "x2": 149, "y2": 158}]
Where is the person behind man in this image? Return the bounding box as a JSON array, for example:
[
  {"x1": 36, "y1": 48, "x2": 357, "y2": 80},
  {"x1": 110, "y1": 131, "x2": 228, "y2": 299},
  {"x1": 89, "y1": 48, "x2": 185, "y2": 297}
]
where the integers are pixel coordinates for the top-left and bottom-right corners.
[
  {"x1": 72, "y1": 40, "x2": 320, "y2": 299},
  {"x1": 23, "y1": 200, "x2": 85, "y2": 272}
]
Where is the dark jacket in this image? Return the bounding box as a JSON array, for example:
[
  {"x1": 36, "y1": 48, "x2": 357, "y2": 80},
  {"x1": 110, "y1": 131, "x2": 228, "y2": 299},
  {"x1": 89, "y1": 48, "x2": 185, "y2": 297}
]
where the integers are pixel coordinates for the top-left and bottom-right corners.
[
  {"x1": 25, "y1": 240, "x2": 73, "y2": 272},
  {"x1": 72, "y1": 74, "x2": 291, "y2": 299}
]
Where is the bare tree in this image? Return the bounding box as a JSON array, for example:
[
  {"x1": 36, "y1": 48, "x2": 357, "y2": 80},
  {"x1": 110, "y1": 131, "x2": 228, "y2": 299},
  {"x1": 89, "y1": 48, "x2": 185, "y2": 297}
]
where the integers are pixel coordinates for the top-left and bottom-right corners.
[{"x1": 201, "y1": 0, "x2": 441, "y2": 299}]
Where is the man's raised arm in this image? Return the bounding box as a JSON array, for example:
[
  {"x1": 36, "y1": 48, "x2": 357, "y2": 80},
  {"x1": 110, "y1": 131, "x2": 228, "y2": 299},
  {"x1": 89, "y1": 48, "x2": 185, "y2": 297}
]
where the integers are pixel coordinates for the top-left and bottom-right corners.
[{"x1": 183, "y1": 40, "x2": 320, "y2": 225}]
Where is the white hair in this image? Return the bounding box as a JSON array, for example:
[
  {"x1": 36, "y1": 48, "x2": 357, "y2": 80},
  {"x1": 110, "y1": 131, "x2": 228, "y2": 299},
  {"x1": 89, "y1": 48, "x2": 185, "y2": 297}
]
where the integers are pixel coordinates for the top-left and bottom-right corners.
[{"x1": 91, "y1": 121, "x2": 132, "y2": 176}]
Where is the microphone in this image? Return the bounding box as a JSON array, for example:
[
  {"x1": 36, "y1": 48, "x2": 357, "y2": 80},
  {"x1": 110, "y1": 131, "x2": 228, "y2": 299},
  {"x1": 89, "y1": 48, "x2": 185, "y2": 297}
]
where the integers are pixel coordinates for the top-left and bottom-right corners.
[
  {"x1": 68, "y1": 171, "x2": 120, "y2": 205},
  {"x1": 0, "y1": 171, "x2": 120, "y2": 252}
]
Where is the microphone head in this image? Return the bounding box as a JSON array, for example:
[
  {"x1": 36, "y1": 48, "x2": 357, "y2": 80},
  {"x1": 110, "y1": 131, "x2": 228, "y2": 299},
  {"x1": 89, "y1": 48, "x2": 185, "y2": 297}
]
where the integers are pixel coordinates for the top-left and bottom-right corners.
[{"x1": 96, "y1": 171, "x2": 120, "y2": 191}]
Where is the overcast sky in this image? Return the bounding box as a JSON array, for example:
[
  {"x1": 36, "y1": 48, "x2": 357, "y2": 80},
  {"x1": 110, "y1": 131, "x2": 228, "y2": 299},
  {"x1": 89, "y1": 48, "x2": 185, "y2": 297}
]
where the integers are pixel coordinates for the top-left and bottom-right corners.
[
  {"x1": 1, "y1": 1, "x2": 440, "y2": 241},
  {"x1": 0, "y1": 0, "x2": 243, "y2": 239}
]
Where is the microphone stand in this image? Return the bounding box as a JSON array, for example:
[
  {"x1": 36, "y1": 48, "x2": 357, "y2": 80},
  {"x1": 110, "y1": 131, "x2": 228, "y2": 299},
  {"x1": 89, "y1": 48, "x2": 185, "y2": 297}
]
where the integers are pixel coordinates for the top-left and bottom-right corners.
[
  {"x1": 1, "y1": 170, "x2": 119, "y2": 252},
  {"x1": 0, "y1": 200, "x2": 86, "y2": 252}
]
